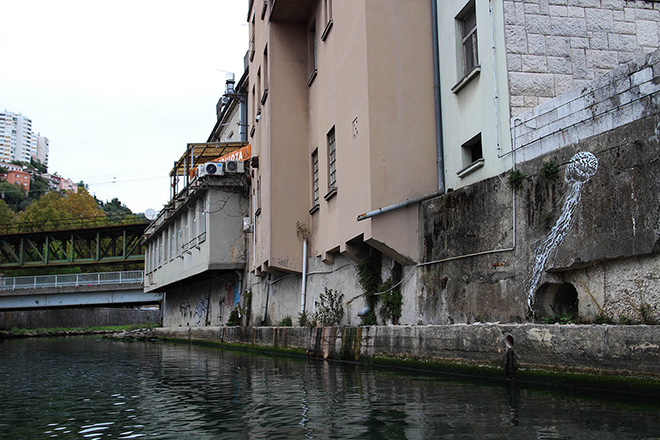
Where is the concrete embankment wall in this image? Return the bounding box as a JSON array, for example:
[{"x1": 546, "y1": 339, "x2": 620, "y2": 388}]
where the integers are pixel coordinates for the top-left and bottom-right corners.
[
  {"x1": 154, "y1": 324, "x2": 660, "y2": 379},
  {"x1": 0, "y1": 307, "x2": 160, "y2": 330}
]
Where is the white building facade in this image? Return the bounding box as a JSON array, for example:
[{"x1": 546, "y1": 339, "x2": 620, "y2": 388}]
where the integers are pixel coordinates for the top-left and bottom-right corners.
[{"x1": 0, "y1": 110, "x2": 48, "y2": 166}]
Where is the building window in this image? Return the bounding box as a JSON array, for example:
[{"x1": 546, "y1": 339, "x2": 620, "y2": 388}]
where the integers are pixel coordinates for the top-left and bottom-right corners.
[
  {"x1": 325, "y1": 126, "x2": 337, "y2": 199},
  {"x1": 262, "y1": 46, "x2": 269, "y2": 104},
  {"x1": 311, "y1": 149, "x2": 319, "y2": 212},
  {"x1": 171, "y1": 226, "x2": 176, "y2": 261},
  {"x1": 177, "y1": 219, "x2": 182, "y2": 256},
  {"x1": 459, "y1": 3, "x2": 478, "y2": 78},
  {"x1": 308, "y1": 21, "x2": 318, "y2": 86},
  {"x1": 321, "y1": 0, "x2": 333, "y2": 40},
  {"x1": 191, "y1": 208, "x2": 197, "y2": 244},
  {"x1": 255, "y1": 177, "x2": 261, "y2": 216},
  {"x1": 256, "y1": 67, "x2": 262, "y2": 111},
  {"x1": 457, "y1": 133, "x2": 484, "y2": 178},
  {"x1": 199, "y1": 198, "x2": 207, "y2": 243}
]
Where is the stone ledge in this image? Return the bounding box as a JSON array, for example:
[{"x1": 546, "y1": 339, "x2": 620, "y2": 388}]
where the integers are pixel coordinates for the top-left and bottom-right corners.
[{"x1": 154, "y1": 324, "x2": 660, "y2": 380}]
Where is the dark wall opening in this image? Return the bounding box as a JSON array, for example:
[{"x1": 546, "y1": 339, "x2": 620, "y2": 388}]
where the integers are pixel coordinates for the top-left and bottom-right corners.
[{"x1": 534, "y1": 282, "x2": 578, "y2": 319}]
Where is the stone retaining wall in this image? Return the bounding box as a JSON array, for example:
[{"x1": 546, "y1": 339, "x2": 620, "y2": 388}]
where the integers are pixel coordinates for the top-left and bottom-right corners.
[
  {"x1": 504, "y1": 0, "x2": 660, "y2": 117},
  {"x1": 154, "y1": 324, "x2": 660, "y2": 379},
  {"x1": 0, "y1": 307, "x2": 160, "y2": 330}
]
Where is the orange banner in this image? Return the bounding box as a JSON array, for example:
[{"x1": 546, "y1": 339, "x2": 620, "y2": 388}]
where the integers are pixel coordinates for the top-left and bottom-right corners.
[{"x1": 214, "y1": 144, "x2": 251, "y2": 162}]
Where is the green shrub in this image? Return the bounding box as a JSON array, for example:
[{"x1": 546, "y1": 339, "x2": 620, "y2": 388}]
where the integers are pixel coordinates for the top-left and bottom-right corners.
[{"x1": 226, "y1": 309, "x2": 241, "y2": 326}]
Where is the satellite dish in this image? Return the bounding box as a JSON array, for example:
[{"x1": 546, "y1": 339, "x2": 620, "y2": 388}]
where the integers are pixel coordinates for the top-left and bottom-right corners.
[{"x1": 145, "y1": 209, "x2": 157, "y2": 220}]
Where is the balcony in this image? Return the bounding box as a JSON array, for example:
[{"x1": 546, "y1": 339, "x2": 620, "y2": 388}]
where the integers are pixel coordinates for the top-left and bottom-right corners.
[{"x1": 269, "y1": 0, "x2": 316, "y2": 23}]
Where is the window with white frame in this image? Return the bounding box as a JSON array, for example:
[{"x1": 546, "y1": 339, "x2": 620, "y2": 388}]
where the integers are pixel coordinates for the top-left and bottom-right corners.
[
  {"x1": 457, "y1": 132, "x2": 484, "y2": 178},
  {"x1": 458, "y1": 2, "x2": 478, "y2": 78},
  {"x1": 311, "y1": 148, "x2": 319, "y2": 209}
]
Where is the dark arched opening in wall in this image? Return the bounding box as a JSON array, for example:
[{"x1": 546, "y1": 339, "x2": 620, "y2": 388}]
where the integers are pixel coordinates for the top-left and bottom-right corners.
[{"x1": 534, "y1": 282, "x2": 579, "y2": 321}]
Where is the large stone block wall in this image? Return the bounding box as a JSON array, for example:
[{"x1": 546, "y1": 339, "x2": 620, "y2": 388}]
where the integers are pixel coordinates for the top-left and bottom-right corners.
[
  {"x1": 512, "y1": 49, "x2": 660, "y2": 163},
  {"x1": 504, "y1": 0, "x2": 660, "y2": 116}
]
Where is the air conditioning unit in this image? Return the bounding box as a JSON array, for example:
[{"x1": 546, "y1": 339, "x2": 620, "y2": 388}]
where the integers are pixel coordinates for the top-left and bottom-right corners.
[
  {"x1": 224, "y1": 160, "x2": 245, "y2": 174},
  {"x1": 197, "y1": 161, "x2": 224, "y2": 177}
]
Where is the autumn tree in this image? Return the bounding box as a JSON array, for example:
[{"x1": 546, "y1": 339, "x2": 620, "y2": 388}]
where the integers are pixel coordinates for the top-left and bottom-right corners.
[
  {"x1": 16, "y1": 188, "x2": 106, "y2": 230},
  {"x1": 0, "y1": 181, "x2": 27, "y2": 211},
  {"x1": 0, "y1": 199, "x2": 16, "y2": 229}
]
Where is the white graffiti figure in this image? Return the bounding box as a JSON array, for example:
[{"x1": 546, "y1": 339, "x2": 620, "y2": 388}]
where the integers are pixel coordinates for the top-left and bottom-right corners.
[{"x1": 528, "y1": 151, "x2": 599, "y2": 313}]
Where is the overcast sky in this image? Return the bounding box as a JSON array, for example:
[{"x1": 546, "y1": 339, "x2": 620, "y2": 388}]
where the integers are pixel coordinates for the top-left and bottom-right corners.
[{"x1": 0, "y1": 0, "x2": 248, "y2": 214}]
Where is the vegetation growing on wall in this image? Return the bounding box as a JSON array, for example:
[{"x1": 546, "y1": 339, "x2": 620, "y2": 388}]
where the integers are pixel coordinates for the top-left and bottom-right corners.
[
  {"x1": 506, "y1": 169, "x2": 526, "y2": 190},
  {"x1": 357, "y1": 248, "x2": 381, "y2": 325},
  {"x1": 540, "y1": 160, "x2": 560, "y2": 178},
  {"x1": 297, "y1": 310, "x2": 310, "y2": 327},
  {"x1": 378, "y1": 262, "x2": 403, "y2": 325},
  {"x1": 313, "y1": 288, "x2": 344, "y2": 326}
]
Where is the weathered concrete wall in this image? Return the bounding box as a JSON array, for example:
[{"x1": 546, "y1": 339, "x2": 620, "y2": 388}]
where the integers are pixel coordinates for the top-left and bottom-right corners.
[
  {"x1": 161, "y1": 276, "x2": 239, "y2": 327},
  {"x1": 504, "y1": 0, "x2": 660, "y2": 117},
  {"x1": 421, "y1": 111, "x2": 660, "y2": 324},
  {"x1": 0, "y1": 307, "x2": 160, "y2": 330},
  {"x1": 245, "y1": 253, "x2": 418, "y2": 327},
  {"x1": 420, "y1": 48, "x2": 660, "y2": 324},
  {"x1": 154, "y1": 324, "x2": 660, "y2": 378}
]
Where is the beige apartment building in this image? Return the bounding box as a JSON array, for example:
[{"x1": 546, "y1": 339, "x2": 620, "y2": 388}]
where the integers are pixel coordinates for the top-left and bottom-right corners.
[{"x1": 245, "y1": 0, "x2": 439, "y2": 323}]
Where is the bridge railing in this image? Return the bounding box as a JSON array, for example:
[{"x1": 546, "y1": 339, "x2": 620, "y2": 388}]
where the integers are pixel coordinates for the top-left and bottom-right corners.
[{"x1": 0, "y1": 271, "x2": 144, "y2": 291}]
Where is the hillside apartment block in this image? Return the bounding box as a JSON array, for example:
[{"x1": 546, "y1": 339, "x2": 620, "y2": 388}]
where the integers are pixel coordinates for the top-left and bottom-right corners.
[{"x1": 145, "y1": 0, "x2": 660, "y2": 327}]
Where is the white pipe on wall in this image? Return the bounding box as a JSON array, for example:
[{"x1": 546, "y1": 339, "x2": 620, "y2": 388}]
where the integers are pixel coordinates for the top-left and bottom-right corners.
[{"x1": 300, "y1": 239, "x2": 308, "y2": 314}]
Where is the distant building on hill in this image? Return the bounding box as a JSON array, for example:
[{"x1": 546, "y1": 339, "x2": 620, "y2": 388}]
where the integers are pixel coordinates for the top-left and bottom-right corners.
[
  {"x1": 4, "y1": 170, "x2": 30, "y2": 192},
  {"x1": 0, "y1": 110, "x2": 49, "y2": 168},
  {"x1": 44, "y1": 174, "x2": 77, "y2": 193}
]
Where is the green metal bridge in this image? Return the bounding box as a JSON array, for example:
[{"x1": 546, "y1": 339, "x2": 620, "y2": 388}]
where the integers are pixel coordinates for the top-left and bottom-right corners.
[{"x1": 0, "y1": 217, "x2": 148, "y2": 269}]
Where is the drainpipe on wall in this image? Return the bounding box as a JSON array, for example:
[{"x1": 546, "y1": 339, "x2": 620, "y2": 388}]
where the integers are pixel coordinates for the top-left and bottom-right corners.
[
  {"x1": 262, "y1": 274, "x2": 271, "y2": 323},
  {"x1": 431, "y1": 0, "x2": 445, "y2": 193},
  {"x1": 300, "y1": 239, "x2": 308, "y2": 314}
]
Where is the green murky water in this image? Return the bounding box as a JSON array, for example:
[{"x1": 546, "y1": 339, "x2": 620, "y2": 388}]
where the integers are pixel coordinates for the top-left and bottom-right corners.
[{"x1": 1, "y1": 336, "x2": 659, "y2": 439}]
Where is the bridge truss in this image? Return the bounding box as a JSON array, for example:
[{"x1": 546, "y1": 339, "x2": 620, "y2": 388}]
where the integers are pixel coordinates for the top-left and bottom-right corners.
[{"x1": 0, "y1": 223, "x2": 147, "y2": 269}]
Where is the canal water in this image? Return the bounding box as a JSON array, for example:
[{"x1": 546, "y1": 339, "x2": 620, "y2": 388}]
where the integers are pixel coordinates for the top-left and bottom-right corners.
[{"x1": 1, "y1": 337, "x2": 660, "y2": 439}]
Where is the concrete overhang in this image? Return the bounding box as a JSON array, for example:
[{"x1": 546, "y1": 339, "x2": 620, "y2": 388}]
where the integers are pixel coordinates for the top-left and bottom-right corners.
[{"x1": 269, "y1": 0, "x2": 316, "y2": 23}]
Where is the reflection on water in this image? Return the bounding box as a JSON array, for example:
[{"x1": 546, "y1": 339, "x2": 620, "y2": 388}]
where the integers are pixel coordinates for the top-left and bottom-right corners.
[{"x1": 1, "y1": 337, "x2": 659, "y2": 439}]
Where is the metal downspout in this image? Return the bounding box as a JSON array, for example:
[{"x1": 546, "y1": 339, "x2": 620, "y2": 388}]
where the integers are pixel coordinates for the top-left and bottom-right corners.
[
  {"x1": 431, "y1": 0, "x2": 445, "y2": 193},
  {"x1": 262, "y1": 274, "x2": 271, "y2": 323},
  {"x1": 300, "y1": 239, "x2": 308, "y2": 314}
]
